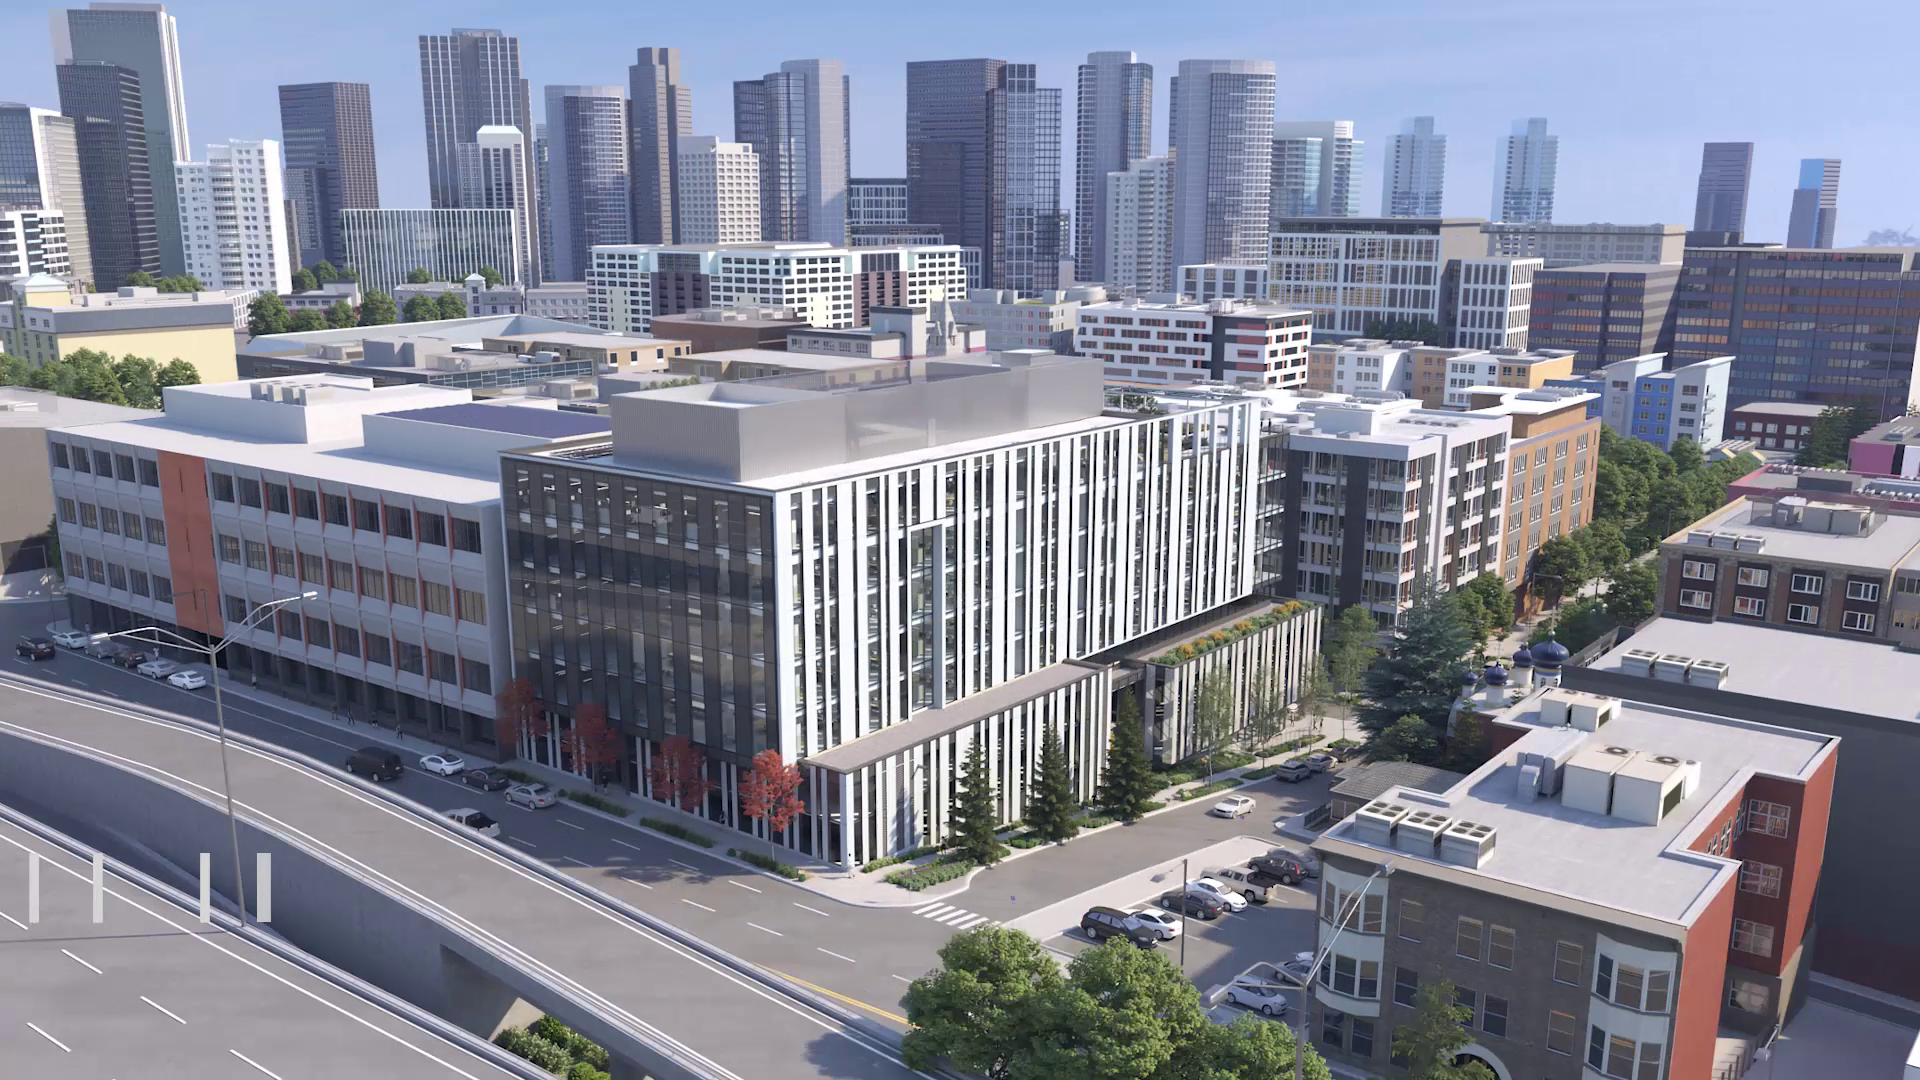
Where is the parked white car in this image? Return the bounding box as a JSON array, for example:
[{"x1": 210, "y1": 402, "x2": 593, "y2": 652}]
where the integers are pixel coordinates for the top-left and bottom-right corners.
[
  {"x1": 418, "y1": 753, "x2": 467, "y2": 777},
  {"x1": 168, "y1": 670, "x2": 208, "y2": 690},
  {"x1": 1223, "y1": 978, "x2": 1290, "y2": 1016},
  {"x1": 52, "y1": 630, "x2": 92, "y2": 649},
  {"x1": 1185, "y1": 878, "x2": 1249, "y2": 911},
  {"x1": 1130, "y1": 909, "x2": 1184, "y2": 940},
  {"x1": 135, "y1": 657, "x2": 178, "y2": 679},
  {"x1": 442, "y1": 807, "x2": 501, "y2": 838},
  {"x1": 506, "y1": 783, "x2": 557, "y2": 809},
  {"x1": 1210, "y1": 794, "x2": 1256, "y2": 819}
]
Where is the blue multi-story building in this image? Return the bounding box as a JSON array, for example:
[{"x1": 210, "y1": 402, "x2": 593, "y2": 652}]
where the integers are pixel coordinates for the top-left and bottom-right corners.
[{"x1": 1597, "y1": 352, "x2": 1731, "y2": 450}]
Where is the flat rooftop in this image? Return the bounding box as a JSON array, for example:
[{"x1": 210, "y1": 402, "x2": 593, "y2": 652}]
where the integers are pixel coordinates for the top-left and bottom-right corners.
[
  {"x1": 681, "y1": 347, "x2": 894, "y2": 372},
  {"x1": 241, "y1": 314, "x2": 598, "y2": 357},
  {"x1": 1733, "y1": 401, "x2": 1830, "y2": 417},
  {"x1": 1592, "y1": 617, "x2": 1920, "y2": 723},
  {"x1": 1539, "y1": 261, "x2": 1682, "y2": 274},
  {"x1": 805, "y1": 662, "x2": 1104, "y2": 773},
  {"x1": 1676, "y1": 498, "x2": 1920, "y2": 570},
  {"x1": 383, "y1": 402, "x2": 613, "y2": 439},
  {"x1": 1320, "y1": 688, "x2": 1832, "y2": 924},
  {"x1": 484, "y1": 331, "x2": 678, "y2": 350}
]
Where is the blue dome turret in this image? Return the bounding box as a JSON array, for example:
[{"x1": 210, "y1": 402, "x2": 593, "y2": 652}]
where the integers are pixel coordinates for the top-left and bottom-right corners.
[
  {"x1": 1531, "y1": 637, "x2": 1571, "y2": 668},
  {"x1": 1459, "y1": 668, "x2": 1482, "y2": 688},
  {"x1": 1484, "y1": 663, "x2": 1509, "y2": 688},
  {"x1": 1511, "y1": 646, "x2": 1534, "y2": 668}
]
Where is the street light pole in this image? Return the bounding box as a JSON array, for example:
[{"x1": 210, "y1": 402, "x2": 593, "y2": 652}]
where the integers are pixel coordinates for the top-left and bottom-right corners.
[
  {"x1": 109, "y1": 589, "x2": 317, "y2": 927},
  {"x1": 1179, "y1": 855, "x2": 1187, "y2": 972}
]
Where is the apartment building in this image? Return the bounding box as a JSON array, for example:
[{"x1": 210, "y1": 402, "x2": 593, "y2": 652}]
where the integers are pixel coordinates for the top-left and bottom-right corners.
[
  {"x1": 49, "y1": 375, "x2": 612, "y2": 753},
  {"x1": 0, "y1": 272, "x2": 238, "y2": 380},
  {"x1": 1309, "y1": 679, "x2": 1835, "y2": 1078},
  {"x1": 1269, "y1": 217, "x2": 1487, "y2": 337},
  {"x1": 1179, "y1": 264, "x2": 1269, "y2": 303},
  {"x1": 957, "y1": 287, "x2": 1104, "y2": 353},
  {"x1": 176, "y1": 139, "x2": 292, "y2": 294},
  {"x1": 1599, "y1": 353, "x2": 1733, "y2": 451},
  {"x1": 496, "y1": 352, "x2": 1281, "y2": 867},
  {"x1": 1441, "y1": 347, "x2": 1578, "y2": 409},
  {"x1": 1304, "y1": 340, "x2": 1419, "y2": 398},
  {"x1": 585, "y1": 241, "x2": 969, "y2": 333},
  {"x1": 1468, "y1": 386, "x2": 1601, "y2": 590},
  {"x1": 647, "y1": 304, "x2": 808, "y2": 353},
  {"x1": 676, "y1": 136, "x2": 760, "y2": 245},
  {"x1": 1483, "y1": 222, "x2": 1686, "y2": 268},
  {"x1": 1448, "y1": 257, "x2": 1539, "y2": 350},
  {"x1": 1075, "y1": 296, "x2": 1312, "y2": 388},
  {"x1": 0, "y1": 209, "x2": 73, "y2": 282},
  {"x1": 1528, "y1": 263, "x2": 1680, "y2": 374},
  {"x1": 1657, "y1": 495, "x2": 1920, "y2": 645},
  {"x1": 1727, "y1": 402, "x2": 1827, "y2": 455}
]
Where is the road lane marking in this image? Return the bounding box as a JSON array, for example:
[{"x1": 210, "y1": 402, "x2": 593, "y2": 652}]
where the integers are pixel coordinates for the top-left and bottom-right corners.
[
  {"x1": 230, "y1": 1048, "x2": 285, "y2": 1078},
  {"x1": 141, "y1": 996, "x2": 186, "y2": 1024},
  {"x1": 509, "y1": 836, "x2": 537, "y2": 848},
  {"x1": 558, "y1": 856, "x2": 592, "y2": 868},
  {"x1": 60, "y1": 948, "x2": 102, "y2": 974},
  {"x1": 558, "y1": 820, "x2": 586, "y2": 831},
  {"x1": 793, "y1": 902, "x2": 831, "y2": 917},
  {"x1": 681, "y1": 898, "x2": 716, "y2": 913},
  {"x1": 890, "y1": 975, "x2": 913, "y2": 984},
  {"x1": 71, "y1": 679, "x2": 88, "y2": 688},
  {"x1": 609, "y1": 838, "x2": 644, "y2": 853},
  {"x1": 747, "y1": 922, "x2": 783, "y2": 936},
  {"x1": 817, "y1": 947, "x2": 857, "y2": 964},
  {"x1": 913, "y1": 902, "x2": 947, "y2": 914},
  {"x1": 26, "y1": 1022, "x2": 70, "y2": 1051},
  {"x1": 934, "y1": 910, "x2": 975, "y2": 925},
  {"x1": 729, "y1": 880, "x2": 762, "y2": 894},
  {"x1": 0, "y1": 907, "x2": 26, "y2": 930},
  {"x1": 918, "y1": 904, "x2": 954, "y2": 918},
  {"x1": 615, "y1": 873, "x2": 653, "y2": 890},
  {"x1": 668, "y1": 858, "x2": 699, "y2": 872},
  {"x1": 954, "y1": 915, "x2": 990, "y2": 929},
  {"x1": 764, "y1": 967, "x2": 909, "y2": 1026}
]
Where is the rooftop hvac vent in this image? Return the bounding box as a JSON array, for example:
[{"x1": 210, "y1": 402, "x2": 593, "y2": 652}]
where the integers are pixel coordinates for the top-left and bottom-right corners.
[
  {"x1": 1652, "y1": 755, "x2": 1683, "y2": 766},
  {"x1": 1395, "y1": 809, "x2": 1453, "y2": 856},
  {"x1": 1734, "y1": 534, "x2": 1767, "y2": 553},
  {"x1": 1653, "y1": 655, "x2": 1694, "y2": 684},
  {"x1": 1353, "y1": 800, "x2": 1410, "y2": 847},
  {"x1": 1621, "y1": 648, "x2": 1660, "y2": 675},
  {"x1": 1688, "y1": 659, "x2": 1731, "y2": 689},
  {"x1": 1439, "y1": 819, "x2": 1498, "y2": 869},
  {"x1": 1601, "y1": 745, "x2": 1635, "y2": 757}
]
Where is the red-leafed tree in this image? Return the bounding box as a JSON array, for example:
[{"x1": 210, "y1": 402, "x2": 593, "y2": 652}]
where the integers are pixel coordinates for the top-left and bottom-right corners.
[
  {"x1": 739, "y1": 749, "x2": 805, "y2": 837},
  {"x1": 648, "y1": 733, "x2": 713, "y2": 814},
  {"x1": 494, "y1": 677, "x2": 546, "y2": 757},
  {"x1": 570, "y1": 703, "x2": 625, "y2": 790}
]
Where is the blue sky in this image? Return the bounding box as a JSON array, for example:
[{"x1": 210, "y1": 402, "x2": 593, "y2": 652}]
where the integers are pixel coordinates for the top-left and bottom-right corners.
[{"x1": 6, "y1": 0, "x2": 1914, "y2": 244}]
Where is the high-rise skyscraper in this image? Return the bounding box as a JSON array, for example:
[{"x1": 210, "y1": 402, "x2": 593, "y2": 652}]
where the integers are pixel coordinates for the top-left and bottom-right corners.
[
  {"x1": 984, "y1": 64, "x2": 1062, "y2": 292},
  {"x1": 1105, "y1": 155, "x2": 1173, "y2": 294},
  {"x1": 0, "y1": 104, "x2": 93, "y2": 289},
  {"x1": 677, "y1": 136, "x2": 760, "y2": 244},
  {"x1": 733, "y1": 60, "x2": 849, "y2": 244},
  {"x1": 1384, "y1": 116, "x2": 1446, "y2": 218},
  {"x1": 1787, "y1": 158, "x2": 1840, "y2": 249},
  {"x1": 1168, "y1": 60, "x2": 1274, "y2": 270},
  {"x1": 418, "y1": 28, "x2": 540, "y2": 283},
  {"x1": 1492, "y1": 117, "x2": 1557, "y2": 224},
  {"x1": 52, "y1": 3, "x2": 187, "y2": 275},
  {"x1": 452, "y1": 125, "x2": 535, "y2": 285},
  {"x1": 176, "y1": 140, "x2": 290, "y2": 293},
  {"x1": 1074, "y1": 51, "x2": 1151, "y2": 290},
  {"x1": 628, "y1": 47, "x2": 690, "y2": 245},
  {"x1": 907, "y1": 59, "x2": 1005, "y2": 262},
  {"x1": 1692, "y1": 141, "x2": 1753, "y2": 237},
  {"x1": 277, "y1": 82, "x2": 378, "y2": 270},
  {"x1": 542, "y1": 85, "x2": 629, "y2": 282},
  {"x1": 533, "y1": 123, "x2": 552, "y2": 280},
  {"x1": 56, "y1": 60, "x2": 156, "y2": 287},
  {"x1": 1268, "y1": 137, "x2": 1322, "y2": 221},
  {"x1": 1271, "y1": 120, "x2": 1363, "y2": 220}
]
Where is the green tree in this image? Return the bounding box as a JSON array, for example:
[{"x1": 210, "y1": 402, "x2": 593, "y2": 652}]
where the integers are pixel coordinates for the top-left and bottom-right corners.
[
  {"x1": 1099, "y1": 694, "x2": 1158, "y2": 820},
  {"x1": 950, "y1": 737, "x2": 1003, "y2": 867},
  {"x1": 435, "y1": 290, "x2": 468, "y2": 319},
  {"x1": 0, "y1": 353, "x2": 30, "y2": 386},
  {"x1": 1642, "y1": 476, "x2": 1702, "y2": 540},
  {"x1": 1444, "y1": 710, "x2": 1490, "y2": 772},
  {"x1": 1297, "y1": 657, "x2": 1334, "y2": 741},
  {"x1": 324, "y1": 298, "x2": 356, "y2": 329},
  {"x1": 1362, "y1": 316, "x2": 1444, "y2": 345},
  {"x1": 476, "y1": 265, "x2": 503, "y2": 287},
  {"x1": 1796, "y1": 404, "x2": 1871, "y2": 468},
  {"x1": 405, "y1": 266, "x2": 434, "y2": 284},
  {"x1": 156, "y1": 359, "x2": 200, "y2": 389},
  {"x1": 1242, "y1": 666, "x2": 1288, "y2": 764},
  {"x1": 402, "y1": 294, "x2": 439, "y2": 322},
  {"x1": 71, "y1": 358, "x2": 127, "y2": 404},
  {"x1": 1392, "y1": 979, "x2": 1496, "y2": 1080},
  {"x1": 1528, "y1": 596, "x2": 1614, "y2": 652},
  {"x1": 288, "y1": 309, "x2": 328, "y2": 333},
  {"x1": 155, "y1": 274, "x2": 204, "y2": 293},
  {"x1": 111, "y1": 354, "x2": 160, "y2": 409},
  {"x1": 1605, "y1": 562, "x2": 1658, "y2": 626},
  {"x1": 125, "y1": 270, "x2": 156, "y2": 289},
  {"x1": 1591, "y1": 457, "x2": 1646, "y2": 526},
  {"x1": 1174, "y1": 1013, "x2": 1330, "y2": 1080},
  {"x1": 310, "y1": 260, "x2": 339, "y2": 283},
  {"x1": 247, "y1": 292, "x2": 291, "y2": 336},
  {"x1": 1668, "y1": 436, "x2": 1704, "y2": 474},
  {"x1": 1188, "y1": 670, "x2": 1235, "y2": 777},
  {"x1": 1530, "y1": 534, "x2": 1591, "y2": 606},
  {"x1": 359, "y1": 289, "x2": 398, "y2": 326},
  {"x1": 1373, "y1": 714, "x2": 1441, "y2": 763},
  {"x1": 334, "y1": 264, "x2": 359, "y2": 282},
  {"x1": 1024, "y1": 726, "x2": 1080, "y2": 845},
  {"x1": 1452, "y1": 573, "x2": 1512, "y2": 650},
  {"x1": 1358, "y1": 583, "x2": 1474, "y2": 736},
  {"x1": 1575, "y1": 521, "x2": 1631, "y2": 583},
  {"x1": 290, "y1": 267, "x2": 319, "y2": 293},
  {"x1": 901, "y1": 926, "x2": 1065, "y2": 1075},
  {"x1": 1323, "y1": 603, "x2": 1378, "y2": 706}
]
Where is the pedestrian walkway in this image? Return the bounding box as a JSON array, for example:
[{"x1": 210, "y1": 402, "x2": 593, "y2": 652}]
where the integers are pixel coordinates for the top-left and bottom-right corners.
[{"x1": 911, "y1": 901, "x2": 997, "y2": 930}]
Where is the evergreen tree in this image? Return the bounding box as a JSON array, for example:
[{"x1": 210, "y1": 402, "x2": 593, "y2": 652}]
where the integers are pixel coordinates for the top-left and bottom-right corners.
[
  {"x1": 290, "y1": 267, "x2": 319, "y2": 293},
  {"x1": 1392, "y1": 979, "x2": 1496, "y2": 1080},
  {"x1": 1443, "y1": 710, "x2": 1489, "y2": 772},
  {"x1": 1373, "y1": 714, "x2": 1441, "y2": 763},
  {"x1": 1359, "y1": 582, "x2": 1473, "y2": 736},
  {"x1": 359, "y1": 290, "x2": 398, "y2": 326},
  {"x1": 1668, "y1": 436, "x2": 1704, "y2": 474},
  {"x1": 949, "y1": 737, "x2": 1002, "y2": 866},
  {"x1": 405, "y1": 266, "x2": 433, "y2": 284},
  {"x1": 288, "y1": 309, "x2": 328, "y2": 333},
  {"x1": 1797, "y1": 405, "x2": 1870, "y2": 468},
  {"x1": 436, "y1": 290, "x2": 468, "y2": 319},
  {"x1": 1024, "y1": 726, "x2": 1079, "y2": 844},
  {"x1": 247, "y1": 292, "x2": 291, "y2": 336},
  {"x1": 1099, "y1": 693, "x2": 1158, "y2": 820},
  {"x1": 310, "y1": 260, "x2": 339, "y2": 283},
  {"x1": 477, "y1": 265, "x2": 503, "y2": 287}
]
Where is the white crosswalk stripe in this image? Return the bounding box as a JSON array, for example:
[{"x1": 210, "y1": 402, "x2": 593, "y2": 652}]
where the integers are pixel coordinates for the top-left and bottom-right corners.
[{"x1": 912, "y1": 901, "x2": 996, "y2": 929}]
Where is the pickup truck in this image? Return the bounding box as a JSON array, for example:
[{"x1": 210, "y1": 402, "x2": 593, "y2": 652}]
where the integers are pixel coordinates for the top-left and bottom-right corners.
[{"x1": 1208, "y1": 864, "x2": 1285, "y2": 904}]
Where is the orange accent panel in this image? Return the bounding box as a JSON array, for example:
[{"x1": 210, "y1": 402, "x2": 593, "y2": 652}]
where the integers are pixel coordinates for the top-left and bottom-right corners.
[
  {"x1": 158, "y1": 451, "x2": 224, "y2": 637},
  {"x1": 1671, "y1": 875, "x2": 1736, "y2": 1080}
]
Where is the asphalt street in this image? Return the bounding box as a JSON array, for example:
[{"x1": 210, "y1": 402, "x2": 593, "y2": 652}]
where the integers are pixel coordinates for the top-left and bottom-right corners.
[
  {"x1": 4, "y1": 601, "x2": 1343, "y2": 1036},
  {"x1": 0, "y1": 811, "x2": 525, "y2": 1080}
]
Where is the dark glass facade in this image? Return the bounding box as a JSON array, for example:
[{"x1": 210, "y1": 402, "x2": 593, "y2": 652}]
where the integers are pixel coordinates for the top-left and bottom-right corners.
[
  {"x1": 277, "y1": 82, "x2": 380, "y2": 267},
  {"x1": 1528, "y1": 264, "x2": 1679, "y2": 374},
  {"x1": 906, "y1": 59, "x2": 1005, "y2": 260}
]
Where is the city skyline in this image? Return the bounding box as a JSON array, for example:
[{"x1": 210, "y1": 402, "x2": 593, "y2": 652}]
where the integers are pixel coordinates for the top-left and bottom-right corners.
[{"x1": 2, "y1": 0, "x2": 1911, "y2": 253}]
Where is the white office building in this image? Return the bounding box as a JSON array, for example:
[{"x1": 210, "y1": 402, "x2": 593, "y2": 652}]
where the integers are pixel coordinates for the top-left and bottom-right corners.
[
  {"x1": 1384, "y1": 116, "x2": 1445, "y2": 218},
  {"x1": 676, "y1": 137, "x2": 761, "y2": 245},
  {"x1": 847, "y1": 178, "x2": 907, "y2": 227},
  {"x1": 456, "y1": 126, "x2": 537, "y2": 288},
  {"x1": 958, "y1": 286, "x2": 1105, "y2": 353},
  {"x1": 1077, "y1": 296, "x2": 1312, "y2": 388},
  {"x1": 1179, "y1": 264, "x2": 1269, "y2": 302},
  {"x1": 1492, "y1": 117, "x2": 1557, "y2": 224},
  {"x1": 341, "y1": 208, "x2": 521, "y2": 297},
  {"x1": 1268, "y1": 217, "x2": 1486, "y2": 337},
  {"x1": 1168, "y1": 60, "x2": 1274, "y2": 269},
  {"x1": 1450, "y1": 256, "x2": 1539, "y2": 351},
  {"x1": 1599, "y1": 352, "x2": 1733, "y2": 450},
  {"x1": 0, "y1": 209, "x2": 73, "y2": 281},
  {"x1": 49, "y1": 375, "x2": 614, "y2": 750},
  {"x1": 176, "y1": 140, "x2": 291, "y2": 295},
  {"x1": 1105, "y1": 155, "x2": 1174, "y2": 295},
  {"x1": 1304, "y1": 340, "x2": 1418, "y2": 397},
  {"x1": 1272, "y1": 120, "x2": 1363, "y2": 220},
  {"x1": 1482, "y1": 222, "x2": 1686, "y2": 267}
]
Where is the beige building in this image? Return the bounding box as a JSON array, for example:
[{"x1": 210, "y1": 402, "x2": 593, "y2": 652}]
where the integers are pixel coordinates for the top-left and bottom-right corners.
[
  {"x1": 478, "y1": 331, "x2": 691, "y2": 372},
  {"x1": 0, "y1": 274, "x2": 239, "y2": 383}
]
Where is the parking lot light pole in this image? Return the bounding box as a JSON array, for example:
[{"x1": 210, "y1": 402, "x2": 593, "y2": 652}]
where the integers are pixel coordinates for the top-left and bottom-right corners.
[
  {"x1": 110, "y1": 590, "x2": 318, "y2": 927},
  {"x1": 1179, "y1": 856, "x2": 1188, "y2": 971}
]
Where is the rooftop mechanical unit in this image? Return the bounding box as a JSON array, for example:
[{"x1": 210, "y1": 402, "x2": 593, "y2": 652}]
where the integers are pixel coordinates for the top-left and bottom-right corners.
[{"x1": 1394, "y1": 809, "x2": 1453, "y2": 857}]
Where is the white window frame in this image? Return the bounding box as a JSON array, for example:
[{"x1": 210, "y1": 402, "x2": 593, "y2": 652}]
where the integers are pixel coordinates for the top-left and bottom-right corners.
[
  {"x1": 1843, "y1": 610, "x2": 1876, "y2": 632},
  {"x1": 1790, "y1": 573, "x2": 1823, "y2": 595},
  {"x1": 1746, "y1": 799, "x2": 1791, "y2": 837},
  {"x1": 1739, "y1": 861, "x2": 1783, "y2": 898},
  {"x1": 1787, "y1": 603, "x2": 1819, "y2": 625},
  {"x1": 1732, "y1": 596, "x2": 1766, "y2": 618},
  {"x1": 1847, "y1": 580, "x2": 1882, "y2": 602},
  {"x1": 1731, "y1": 918, "x2": 1775, "y2": 958},
  {"x1": 1736, "y1": 567, "x2": 1770, "y2": 588},
  {"x1": 1679, "y1": 589, "x2": 1712, "y2": 610},
  {"x1": 1682, "y1": 559, "x2": 1716, "y2": 581}
]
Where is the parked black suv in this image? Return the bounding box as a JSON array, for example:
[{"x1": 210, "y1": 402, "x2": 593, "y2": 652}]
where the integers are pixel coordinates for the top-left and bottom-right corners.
[
  {"x1": 1250, "y1": 850, "x2": 1320, "y2": 885},
  {"x1": 1080, "y1": 906, "x2": 1159, "y2": 948},
  {"x1": 1157, "y1": 891, "x2": 1225, "y2": 919},
  {"x1": 344, "y1": 746, "x2": 405, "y2": 782}
]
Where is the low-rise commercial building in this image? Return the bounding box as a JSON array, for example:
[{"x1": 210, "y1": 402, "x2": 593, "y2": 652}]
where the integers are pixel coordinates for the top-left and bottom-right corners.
[
  {"x1": 783, "y1": 303, "x2": 984, "y2": 360},
  {"x1": 0, "y1": 388, "x2": 150, "y2": 574},
  {"x1": 236, "y1": 314, "x2": 678, "y2": 390},
  {"x1": 1599, "y1": 353, "x2": 1733, "y2": 450},
  {"x1": 0, "y1": 274, "x2": 240, "y2": 382},
  {"x1": 647, "y1": 305, "x2": 807, "y2": 354},
  {"x1": 50, "y1": 375, "x2": 613, "y2": 754},
  {"x1": 1440, "y1": 346, "x2": 1577, "y2": 409},
  {"x1": 1528, "y1": 263, "x2": 1680, "y2": 374},
  {"x1": 1304, "y1": 339, "x2": 1420, "y2": 398},
  {"x1": 957, "y1": 287, "x2": 1105, "y2": 353},
  {"x1": 1728, "y1": 402, "x2": 1827, "y2": 455},
  {"x1": 1483, "y1": 221, "x2": 1687, "y2": 267},
  {"x1": 1076, "y1": 296, "x2": 1312, "y2": 388},
  {"x1": 283, "y1": 282, "x2": 362, "y2": 313}
]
